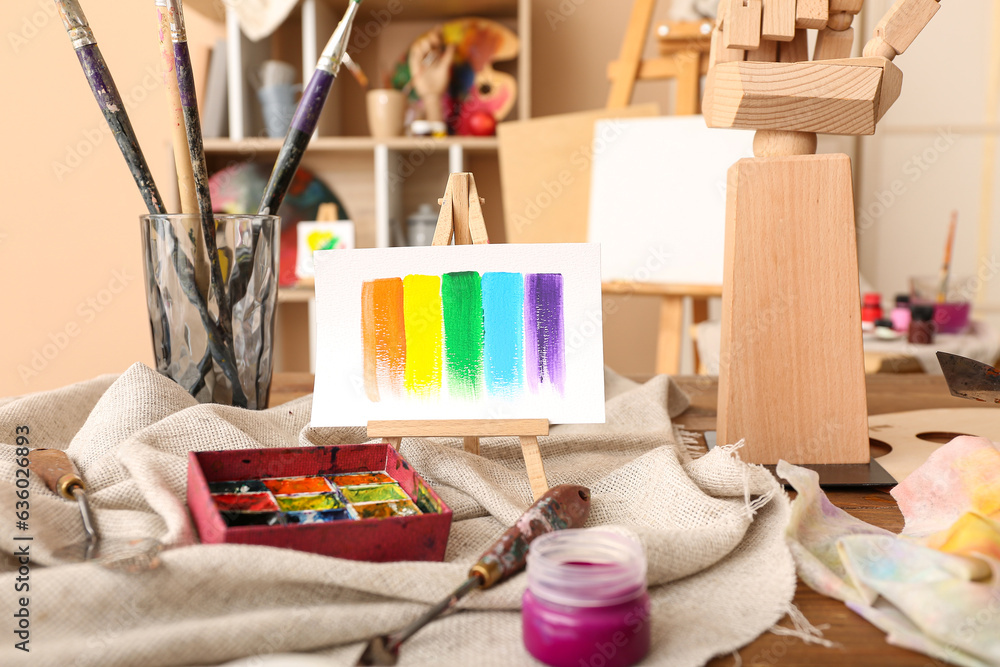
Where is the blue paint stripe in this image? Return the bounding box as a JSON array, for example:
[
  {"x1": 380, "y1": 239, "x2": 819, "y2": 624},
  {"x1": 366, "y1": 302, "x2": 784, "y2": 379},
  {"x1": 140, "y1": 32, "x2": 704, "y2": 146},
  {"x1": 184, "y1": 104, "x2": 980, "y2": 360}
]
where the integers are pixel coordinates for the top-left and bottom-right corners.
[{"x1": 481, "y1": 272, "x2": 524, "y2": 396}]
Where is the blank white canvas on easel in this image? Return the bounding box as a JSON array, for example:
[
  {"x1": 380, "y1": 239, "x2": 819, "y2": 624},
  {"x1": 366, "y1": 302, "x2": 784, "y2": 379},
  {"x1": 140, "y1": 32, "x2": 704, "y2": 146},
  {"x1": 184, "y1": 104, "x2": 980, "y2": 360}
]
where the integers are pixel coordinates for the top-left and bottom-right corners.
[{"x1": 588, "y1": 116, "x2": 755, "y2": 285}]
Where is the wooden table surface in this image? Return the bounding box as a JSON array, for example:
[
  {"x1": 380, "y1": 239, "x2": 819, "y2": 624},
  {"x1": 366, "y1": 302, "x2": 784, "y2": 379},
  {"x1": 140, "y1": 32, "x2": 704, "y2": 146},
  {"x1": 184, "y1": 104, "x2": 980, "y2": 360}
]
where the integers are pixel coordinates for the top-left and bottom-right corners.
[{"x1": 270, "y1": 373, "x2": 990, "y2": 667}]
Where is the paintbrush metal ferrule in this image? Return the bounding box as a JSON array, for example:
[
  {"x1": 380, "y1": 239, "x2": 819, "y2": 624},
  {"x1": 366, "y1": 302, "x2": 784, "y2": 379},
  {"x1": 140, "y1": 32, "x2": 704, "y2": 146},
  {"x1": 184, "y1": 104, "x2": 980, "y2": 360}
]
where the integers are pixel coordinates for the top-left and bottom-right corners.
[
  {"x1": 55, "y1": 0, "x2": 96, "y2": 48},
  {"x1": 166, "y1": 0, "x2": 188, "y2": 42},
  {"x1": 317, "y1": 0, "x2": 361, "y2": 74},
  {"x1": 52, "y1": 0, "x2": 164, "y2": 214}
]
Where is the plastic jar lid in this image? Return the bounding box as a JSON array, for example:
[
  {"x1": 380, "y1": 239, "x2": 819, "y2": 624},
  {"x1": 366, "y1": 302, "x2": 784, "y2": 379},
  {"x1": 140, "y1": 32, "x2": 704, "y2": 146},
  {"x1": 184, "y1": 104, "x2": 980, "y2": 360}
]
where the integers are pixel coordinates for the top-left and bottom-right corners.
[{"x1": 526, "y1": 528, "x2": 647, "y2": 608}]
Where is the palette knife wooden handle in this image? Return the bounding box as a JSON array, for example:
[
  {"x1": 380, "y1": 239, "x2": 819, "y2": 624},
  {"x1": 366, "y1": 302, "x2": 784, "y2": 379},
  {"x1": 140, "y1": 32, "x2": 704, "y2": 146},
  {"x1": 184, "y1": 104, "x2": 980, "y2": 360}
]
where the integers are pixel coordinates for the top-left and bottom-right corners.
[{"x1": 28, "y1": 449, "x2": 85, "y2": 500}]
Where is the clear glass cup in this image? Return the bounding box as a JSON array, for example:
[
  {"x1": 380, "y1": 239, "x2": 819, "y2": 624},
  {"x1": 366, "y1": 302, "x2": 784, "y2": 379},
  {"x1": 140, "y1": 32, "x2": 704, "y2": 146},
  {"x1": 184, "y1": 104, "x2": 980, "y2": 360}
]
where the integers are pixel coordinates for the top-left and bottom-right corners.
[{"x1": 141, "y1": 214, "x2": 280, "y2": 409}]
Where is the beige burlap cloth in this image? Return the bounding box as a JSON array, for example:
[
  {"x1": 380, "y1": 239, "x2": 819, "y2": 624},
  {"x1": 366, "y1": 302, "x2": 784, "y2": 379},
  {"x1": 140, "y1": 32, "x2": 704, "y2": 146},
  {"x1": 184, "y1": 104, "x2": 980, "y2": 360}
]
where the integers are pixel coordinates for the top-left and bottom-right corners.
[{"x1": 0, "y1": 363, "x2": 794, "y2": 667}]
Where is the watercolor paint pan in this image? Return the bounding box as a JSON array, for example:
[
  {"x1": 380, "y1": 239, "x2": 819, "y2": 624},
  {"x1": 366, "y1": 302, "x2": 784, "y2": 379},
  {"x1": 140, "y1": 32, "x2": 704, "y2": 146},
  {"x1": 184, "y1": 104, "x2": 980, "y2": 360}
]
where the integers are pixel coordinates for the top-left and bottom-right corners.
[{"x1": 188, "y1": 444, "x2": 452, "y2": 562}]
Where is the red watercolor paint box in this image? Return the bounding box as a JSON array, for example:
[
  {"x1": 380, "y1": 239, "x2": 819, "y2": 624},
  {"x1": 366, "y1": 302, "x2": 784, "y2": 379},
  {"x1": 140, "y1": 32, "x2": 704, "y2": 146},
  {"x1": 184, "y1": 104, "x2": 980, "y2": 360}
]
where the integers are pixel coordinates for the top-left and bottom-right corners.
[{"x1": 187, "y1": 444, "x2": 452, "y2": 562}]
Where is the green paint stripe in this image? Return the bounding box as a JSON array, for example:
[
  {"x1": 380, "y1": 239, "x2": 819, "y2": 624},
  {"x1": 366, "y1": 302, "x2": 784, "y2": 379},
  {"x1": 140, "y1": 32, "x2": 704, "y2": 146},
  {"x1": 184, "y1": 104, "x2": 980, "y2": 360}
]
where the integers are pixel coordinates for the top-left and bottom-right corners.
[{"x1": 441, "y1": 271, "x2": 484, "y2": 400}]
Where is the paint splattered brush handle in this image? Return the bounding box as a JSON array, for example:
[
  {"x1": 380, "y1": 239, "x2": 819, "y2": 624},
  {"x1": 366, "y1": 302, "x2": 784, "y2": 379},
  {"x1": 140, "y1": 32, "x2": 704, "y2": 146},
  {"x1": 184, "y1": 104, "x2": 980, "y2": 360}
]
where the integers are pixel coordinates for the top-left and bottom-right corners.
[
  {"x1": 470, "y1": 485, "x2": 592, "y2": 588},
  {"x1": 365, "y1": 485, "x2": 593, "y2": 662},
  {"x1": 258, "y1": 0, "x2": 362, "y2": 215},
  {"x1": 54, "y1": 0, "x2": 164, "y2": 215},
  {"x1": 168, "y1": 0, "x2": 247, "y2": 408},
  {"x1": 155, "y1": 0, "x2": 198, "y2": 216}
]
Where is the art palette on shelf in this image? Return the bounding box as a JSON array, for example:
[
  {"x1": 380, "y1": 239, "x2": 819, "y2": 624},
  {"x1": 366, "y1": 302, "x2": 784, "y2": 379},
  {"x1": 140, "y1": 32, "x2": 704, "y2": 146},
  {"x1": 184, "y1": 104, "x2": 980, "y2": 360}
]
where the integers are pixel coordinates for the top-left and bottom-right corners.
[{"x1": 188, "y1": 444, "x2": 451, "y2": 562}]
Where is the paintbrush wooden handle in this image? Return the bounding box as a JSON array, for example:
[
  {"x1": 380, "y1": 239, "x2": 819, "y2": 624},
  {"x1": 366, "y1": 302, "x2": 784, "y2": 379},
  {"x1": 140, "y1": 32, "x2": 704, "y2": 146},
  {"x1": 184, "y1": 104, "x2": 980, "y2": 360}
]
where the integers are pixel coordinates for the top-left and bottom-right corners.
[
  {"x1": 54, "y1": 0, "x2": 165, "y2": 215},
  {"x1": 258, "y1": 69, "x2": 336, "y2": 215},
  {"x1": 168, "y1": 0, "x2": 248, "y2": 408},
  {"x1": 469, "y1": 485, "x2": 591, "y2": 588},
  {"x1": 28, "y1": 449, "x2": 84, "y2": 500},
  {"x1": 155, "y1": 0, "x2": 198, "y2": 216}
]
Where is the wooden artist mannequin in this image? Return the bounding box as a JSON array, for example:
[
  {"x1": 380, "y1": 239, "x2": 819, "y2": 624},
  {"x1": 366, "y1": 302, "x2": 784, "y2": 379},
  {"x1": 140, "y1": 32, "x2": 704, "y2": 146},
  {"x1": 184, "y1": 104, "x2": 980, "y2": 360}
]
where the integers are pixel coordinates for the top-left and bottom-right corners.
[{"x1": 702, "y1": 0, "x2": 942, "y2": 465}]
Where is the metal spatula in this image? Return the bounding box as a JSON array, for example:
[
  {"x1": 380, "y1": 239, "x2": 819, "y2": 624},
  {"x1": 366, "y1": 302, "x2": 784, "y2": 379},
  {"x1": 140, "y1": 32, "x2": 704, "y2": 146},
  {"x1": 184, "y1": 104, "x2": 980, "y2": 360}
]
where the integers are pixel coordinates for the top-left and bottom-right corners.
[{"x1": 28, "y1": 449, "x2": 162, "y2": 572}]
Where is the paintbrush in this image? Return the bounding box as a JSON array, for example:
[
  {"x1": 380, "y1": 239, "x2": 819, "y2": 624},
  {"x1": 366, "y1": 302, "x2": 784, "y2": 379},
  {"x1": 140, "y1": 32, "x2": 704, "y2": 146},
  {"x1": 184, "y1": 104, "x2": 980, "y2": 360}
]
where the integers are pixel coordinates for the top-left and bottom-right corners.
[
  {"x1": 155, "y1": 0, "x2": 210, "y2": 303},
  {"x1": 258, "y1": 0, "x2": 362, "y2": 215},
  {"x1": 154, "y1": 0, "x2": 198, "y2": 216},
  {"x1": 937, "y1": 210, "x2": 958, "y2": 303},
  {"x1": 357, "y1": 485, "x2": 592, "y2": 666},
  {"x1": 167, "y1": 0, "x2": 247, "y2": 408},
  {"x1": 53, "y1": 0, "x2": 165, "y2": 215}
]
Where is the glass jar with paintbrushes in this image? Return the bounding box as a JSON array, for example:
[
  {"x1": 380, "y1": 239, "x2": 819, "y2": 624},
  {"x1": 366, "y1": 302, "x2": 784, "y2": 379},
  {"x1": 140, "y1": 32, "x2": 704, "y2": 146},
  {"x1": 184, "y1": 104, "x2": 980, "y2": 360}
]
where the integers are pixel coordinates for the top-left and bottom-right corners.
[
  {"x1": 51, "y1": 0, "x2": 362, "y2": 407},
  {"x1": 141, "y1": 213, "x2": 280, "y2": 409}
]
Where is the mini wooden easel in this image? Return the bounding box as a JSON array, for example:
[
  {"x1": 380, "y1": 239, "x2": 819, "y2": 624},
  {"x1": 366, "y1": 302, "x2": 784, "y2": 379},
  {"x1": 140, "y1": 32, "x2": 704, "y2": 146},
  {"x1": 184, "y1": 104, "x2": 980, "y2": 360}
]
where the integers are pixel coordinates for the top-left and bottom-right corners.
[
  {"x1": 366, "y1": 172, "x2": 551, "y2": 500},
  {"x1": 704, "y1": 0, "x2": 942, "y2": 473}
]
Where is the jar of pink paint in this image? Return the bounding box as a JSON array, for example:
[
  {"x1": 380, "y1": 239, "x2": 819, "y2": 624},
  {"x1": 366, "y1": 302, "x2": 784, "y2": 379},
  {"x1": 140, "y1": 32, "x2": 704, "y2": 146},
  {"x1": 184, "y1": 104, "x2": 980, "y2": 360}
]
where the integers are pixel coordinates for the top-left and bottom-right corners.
[{"x1": 522, "y1": 529, "x2": 651, "y2": 667}]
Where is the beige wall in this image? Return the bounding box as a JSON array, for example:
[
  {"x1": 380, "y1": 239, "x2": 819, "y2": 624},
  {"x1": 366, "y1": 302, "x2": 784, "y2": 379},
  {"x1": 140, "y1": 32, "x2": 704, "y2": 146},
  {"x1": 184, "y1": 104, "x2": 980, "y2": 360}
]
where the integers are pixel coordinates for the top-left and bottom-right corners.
[
  {"x1": 0, "y1": 1, "x2": 674, "y2": 396},
  {"x1": 6, "y1": 1, "x2": 976, "y2": 395},
  {"x1": 857, "y1": 0, "x2": 1000, "y2": 327},
  {"x1": 0, "y1": 2, "x2": 221, "y2": 397}
]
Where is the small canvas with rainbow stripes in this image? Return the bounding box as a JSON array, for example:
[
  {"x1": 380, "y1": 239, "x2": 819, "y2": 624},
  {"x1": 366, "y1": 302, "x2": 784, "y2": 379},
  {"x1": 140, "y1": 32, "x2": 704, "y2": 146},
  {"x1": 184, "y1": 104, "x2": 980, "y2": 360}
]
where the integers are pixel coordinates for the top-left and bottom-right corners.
[{"x1": 311, "y1": 244, "x2": 605, "y2": 426}]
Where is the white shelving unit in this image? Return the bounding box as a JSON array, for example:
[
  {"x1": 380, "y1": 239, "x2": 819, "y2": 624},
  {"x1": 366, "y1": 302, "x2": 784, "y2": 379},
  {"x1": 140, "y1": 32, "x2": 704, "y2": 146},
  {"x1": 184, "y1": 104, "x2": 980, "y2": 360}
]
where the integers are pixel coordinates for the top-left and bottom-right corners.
[
  {"x1": 208, "y1": 0, "x2": 528, "y2": 250},
  {"x1": 204, "y1": 0, "x2": 531, "y2": 371}
]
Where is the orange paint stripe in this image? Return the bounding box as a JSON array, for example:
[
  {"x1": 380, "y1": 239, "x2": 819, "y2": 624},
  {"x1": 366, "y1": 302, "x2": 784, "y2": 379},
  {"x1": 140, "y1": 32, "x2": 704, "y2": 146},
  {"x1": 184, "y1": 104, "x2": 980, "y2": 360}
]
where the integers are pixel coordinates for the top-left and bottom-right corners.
[
  {"x1": 361, "y1": 281, "x2": 380, "y2": 401},
  {"x1": 362, "y1": 278, "x2": 407, "y2": 401}
]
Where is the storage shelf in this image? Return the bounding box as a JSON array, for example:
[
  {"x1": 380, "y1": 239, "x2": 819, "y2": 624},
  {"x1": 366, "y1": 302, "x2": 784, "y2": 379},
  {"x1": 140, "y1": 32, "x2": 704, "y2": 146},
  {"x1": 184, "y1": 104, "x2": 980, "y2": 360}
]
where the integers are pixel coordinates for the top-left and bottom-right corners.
[
  {"x1": 278, "y1": 286, "x2": 317, "y2": 303},
  {"x1": 203, "y1": 136, "x2": 499, "y2": 155},
  {"x1": 320, "y1": 0, "x2": 518, "y2": 21}
]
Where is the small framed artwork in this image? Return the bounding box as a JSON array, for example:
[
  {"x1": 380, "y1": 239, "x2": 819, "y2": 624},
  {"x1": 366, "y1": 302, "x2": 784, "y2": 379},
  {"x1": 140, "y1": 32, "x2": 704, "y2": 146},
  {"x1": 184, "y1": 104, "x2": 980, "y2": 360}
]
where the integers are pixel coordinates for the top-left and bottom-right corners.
[
  {"x1": 311, "y1": 243, "x2": 606, "y2": 426},
  {"x1": 295, "y1": 220, "x2": 355, "y2": 280}
]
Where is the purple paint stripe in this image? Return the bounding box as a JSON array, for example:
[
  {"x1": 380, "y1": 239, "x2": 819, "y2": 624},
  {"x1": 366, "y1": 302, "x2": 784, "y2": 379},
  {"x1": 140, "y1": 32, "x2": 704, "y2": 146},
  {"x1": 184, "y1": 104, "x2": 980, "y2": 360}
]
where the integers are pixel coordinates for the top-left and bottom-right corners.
[
  {"x1": 291, "y1": 69, "x2": 335, "y2": 133},
  {"x1": 525, "y1": 274, "x2": 566, "y2": 395},
  {"x1": 524, "y1": 277, "x2": 540, "y2": 394},
  {"x1": 173, "y1": 42, "x2": 197, "y2": 108}
]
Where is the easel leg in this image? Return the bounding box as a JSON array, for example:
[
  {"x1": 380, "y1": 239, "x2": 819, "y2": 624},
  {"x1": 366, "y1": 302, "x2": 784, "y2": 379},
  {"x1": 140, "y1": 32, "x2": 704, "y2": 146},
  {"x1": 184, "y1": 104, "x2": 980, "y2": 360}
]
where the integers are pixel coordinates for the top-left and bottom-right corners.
[
  {"x1": 519, "y1": 436, "x2": 550, "y2": 500},
  {"x1": 463, "y1": 436, "x2": 480, "y2": 455},
  {"x1": 385, "y1": 436, "x2": 402, "y2": 450},
  {"x1": 692, "y1": 296, "x2": 710, "y2": 374},
  {"x1": 655, "y1": 295, "x2": 684, "y2": 375},
  {"x1": 607, "y1": 0, "x2": 657, "y2": 109}
]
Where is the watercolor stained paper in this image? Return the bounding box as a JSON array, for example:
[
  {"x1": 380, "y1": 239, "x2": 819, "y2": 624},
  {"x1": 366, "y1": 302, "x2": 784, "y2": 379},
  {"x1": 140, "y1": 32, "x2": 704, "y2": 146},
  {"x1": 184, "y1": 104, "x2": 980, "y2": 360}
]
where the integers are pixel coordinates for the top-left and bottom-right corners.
[{"x1": 311, "y1": 244, "x2": 605, "y2": 426}]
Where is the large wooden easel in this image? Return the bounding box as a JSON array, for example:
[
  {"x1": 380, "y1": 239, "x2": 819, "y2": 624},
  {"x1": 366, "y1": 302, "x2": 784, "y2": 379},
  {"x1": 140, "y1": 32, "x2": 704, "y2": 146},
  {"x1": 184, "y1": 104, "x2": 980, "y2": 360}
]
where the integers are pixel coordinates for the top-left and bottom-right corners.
[
  {"x1": 366, "y1": 172, "x2": 551, "y2": 500},
  {"x1": 704, "y1": 0, "x2": 942, "y2": 470},
  {"x1": 607, "y1": 0, "x2": 713, "y2": 114},
  {"x1": 605, "y1": 1, "x2": 721, "y2": 375}
]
